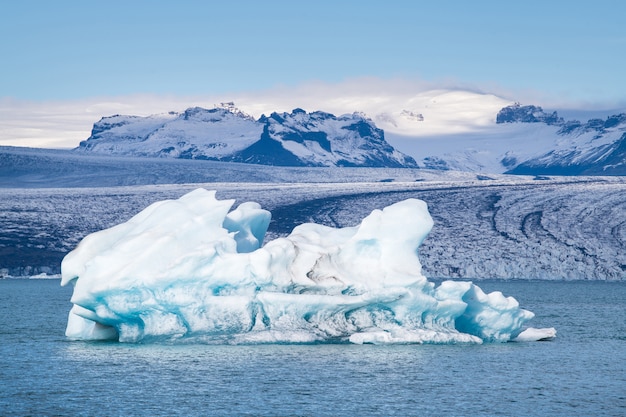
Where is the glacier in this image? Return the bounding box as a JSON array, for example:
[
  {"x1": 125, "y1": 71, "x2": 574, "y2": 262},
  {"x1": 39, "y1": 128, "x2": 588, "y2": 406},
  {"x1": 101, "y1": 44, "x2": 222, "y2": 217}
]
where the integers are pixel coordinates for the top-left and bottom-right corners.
[{"x1": 61, "y1": 188, "x2": 555, "y2": 344}]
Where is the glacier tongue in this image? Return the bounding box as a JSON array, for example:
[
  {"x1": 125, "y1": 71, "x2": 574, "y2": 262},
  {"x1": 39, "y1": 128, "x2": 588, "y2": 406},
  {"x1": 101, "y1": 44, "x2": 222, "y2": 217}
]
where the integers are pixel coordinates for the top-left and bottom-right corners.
[{"x1": 61, "y1": 188, "x2": 553, "y2": 344}]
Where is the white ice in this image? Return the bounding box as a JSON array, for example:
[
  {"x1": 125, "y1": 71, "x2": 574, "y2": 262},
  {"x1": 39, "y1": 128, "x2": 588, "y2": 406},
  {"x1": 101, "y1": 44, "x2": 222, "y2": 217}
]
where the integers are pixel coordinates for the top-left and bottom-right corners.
[{"x1": 61, "y1": 188, "x2": 555, "y2": 344}]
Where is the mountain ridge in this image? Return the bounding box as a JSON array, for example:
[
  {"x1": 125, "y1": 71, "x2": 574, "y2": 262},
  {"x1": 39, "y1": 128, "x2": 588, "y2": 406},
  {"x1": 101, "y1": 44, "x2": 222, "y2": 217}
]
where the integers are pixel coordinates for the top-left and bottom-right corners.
[
  {"x1": 496, "y1": 104, "x2": 626, "y2": 175},
  {"x1": 76, "y1": 105, "x2": 418, "y2": 168},
  {"x1": 382, "y1": 101, "x2": 626, "y2": 175},
  {"x1": 74, "y1": 97, "x2": 626, "y2": 175}
]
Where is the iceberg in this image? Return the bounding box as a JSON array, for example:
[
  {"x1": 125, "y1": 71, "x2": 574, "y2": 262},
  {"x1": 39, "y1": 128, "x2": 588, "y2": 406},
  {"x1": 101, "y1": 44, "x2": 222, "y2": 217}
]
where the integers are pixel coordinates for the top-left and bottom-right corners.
[{"x1": 61, "y1": 188, "x2": 555, "y2": 344}]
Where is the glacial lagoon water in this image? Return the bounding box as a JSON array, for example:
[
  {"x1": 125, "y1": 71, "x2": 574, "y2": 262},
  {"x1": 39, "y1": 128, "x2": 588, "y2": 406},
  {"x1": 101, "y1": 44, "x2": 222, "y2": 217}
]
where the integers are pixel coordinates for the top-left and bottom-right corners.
[{"x1": 0, "y1": 279, "x2": 624, "y2": 416}]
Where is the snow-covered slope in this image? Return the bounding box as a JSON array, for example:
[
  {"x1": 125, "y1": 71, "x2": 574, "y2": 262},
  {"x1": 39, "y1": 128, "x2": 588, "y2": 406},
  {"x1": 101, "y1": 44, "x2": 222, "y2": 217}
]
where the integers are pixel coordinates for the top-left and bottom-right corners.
[
  {"x1": 78, "y1": 107, "x2": 263, "y2": 159},
  {"x1": 256, "y1": 109, "x2": 415, "y2": 167},
  {"x1": 504, "y1": 109, "x2": 626, "y2": 175},
  {"x1": 1, "y1": 146, "x2": 624, "y2": 280},
  {"x1": 76, "y1": 106, "x2": 417, "y2": 168},
  {"x1": 382, "y1": 98, "x2": 626, "y2": 175},
  {"x1": 71, "y1": 90, "x2": 626, "y2": 174},
  {"x1": 2, "y1": 174, "x2": 625, "y2": 280}
]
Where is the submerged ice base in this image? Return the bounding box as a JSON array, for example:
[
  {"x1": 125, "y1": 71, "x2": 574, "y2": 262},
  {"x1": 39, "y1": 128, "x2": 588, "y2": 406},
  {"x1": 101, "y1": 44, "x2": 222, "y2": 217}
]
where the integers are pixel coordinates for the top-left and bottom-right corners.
[{"x1": 61, "y1": 189, "x2": 555, "y2": 344}]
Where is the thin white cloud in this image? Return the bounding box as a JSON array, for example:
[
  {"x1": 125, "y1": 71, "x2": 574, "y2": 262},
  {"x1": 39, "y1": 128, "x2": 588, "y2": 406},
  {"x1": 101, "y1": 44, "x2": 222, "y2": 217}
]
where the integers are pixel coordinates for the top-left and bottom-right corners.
[
  {"x1": 0, "y1": 95, "x2": 217, "y2": 148},
  {"x1": 0, "y1": 78, "x2": 622, "y2": 149}
]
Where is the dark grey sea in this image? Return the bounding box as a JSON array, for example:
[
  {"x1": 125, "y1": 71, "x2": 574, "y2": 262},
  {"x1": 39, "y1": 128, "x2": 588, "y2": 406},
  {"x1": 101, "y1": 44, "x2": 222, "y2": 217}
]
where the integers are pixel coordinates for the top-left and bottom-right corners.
[{"x1": 1, "y1": 279, "x2": 624, "y2": 416}]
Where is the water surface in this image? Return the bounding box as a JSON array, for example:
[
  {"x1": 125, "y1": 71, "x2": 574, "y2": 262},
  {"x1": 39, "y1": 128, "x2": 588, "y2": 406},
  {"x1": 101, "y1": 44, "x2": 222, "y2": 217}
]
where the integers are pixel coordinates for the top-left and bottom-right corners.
[{"x1": 1, "y1": 279, "x2": 624, "y2": 416}]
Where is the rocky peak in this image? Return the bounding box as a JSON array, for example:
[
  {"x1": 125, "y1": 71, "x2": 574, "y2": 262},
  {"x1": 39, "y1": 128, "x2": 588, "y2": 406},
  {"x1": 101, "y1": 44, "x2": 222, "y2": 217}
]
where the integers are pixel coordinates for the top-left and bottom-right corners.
[{"x1": 496, "y1": 103, "x2": 563, "y2": 125}]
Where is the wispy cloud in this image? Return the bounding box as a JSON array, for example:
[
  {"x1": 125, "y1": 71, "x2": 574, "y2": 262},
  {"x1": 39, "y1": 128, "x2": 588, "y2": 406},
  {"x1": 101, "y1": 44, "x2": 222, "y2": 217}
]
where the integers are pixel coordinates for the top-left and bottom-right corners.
[{"x1": 0, "y1": 95, "x2": 215, "y2": 148}]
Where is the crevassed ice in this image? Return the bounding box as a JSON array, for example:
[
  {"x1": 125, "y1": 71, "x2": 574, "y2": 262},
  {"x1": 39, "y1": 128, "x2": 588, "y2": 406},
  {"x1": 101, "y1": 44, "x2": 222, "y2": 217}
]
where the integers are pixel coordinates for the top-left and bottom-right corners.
[{"x1": 61, "y1": 188, "x2": 555, "y2": 344}]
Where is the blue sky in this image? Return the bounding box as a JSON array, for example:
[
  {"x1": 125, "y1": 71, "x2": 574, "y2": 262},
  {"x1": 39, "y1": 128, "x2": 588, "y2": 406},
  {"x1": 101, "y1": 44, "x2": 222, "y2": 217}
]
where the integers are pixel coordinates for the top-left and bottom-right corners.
[
  {"x1": 2, "y1": 0, "x2": 624, "y2": 103},
  {"x1": 1, "y1": 0, "x2": 625, "y2": 148}
]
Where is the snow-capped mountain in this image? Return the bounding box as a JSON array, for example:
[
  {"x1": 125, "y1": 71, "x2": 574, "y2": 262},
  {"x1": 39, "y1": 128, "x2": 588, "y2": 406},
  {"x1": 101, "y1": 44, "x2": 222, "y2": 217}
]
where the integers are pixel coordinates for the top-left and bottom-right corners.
[
  {"x1": 501, "y1": 105, "x2": 626, "y2": 175},
  {"x1": 76, "y1": 105, "x2": 417, "y2": 168},
  {"x1": 254, "y1": 109, "x2": 414, "y2": 167},
  {"x1": 40, "y1": 88, "x2": 626, "y2": 174},
  {"x1": 382, "y1": 98, "x2": 626, "y2": 175},
  {"x1": 495, "y1": 103, "x2": 564, "y2": 125}
]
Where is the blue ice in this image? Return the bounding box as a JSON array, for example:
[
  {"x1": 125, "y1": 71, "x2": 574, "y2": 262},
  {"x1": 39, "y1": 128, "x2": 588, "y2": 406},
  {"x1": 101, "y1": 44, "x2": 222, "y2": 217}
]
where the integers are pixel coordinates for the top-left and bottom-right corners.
[{"x1": 61, "y1": 189, "x2": 555, "y2": 344}]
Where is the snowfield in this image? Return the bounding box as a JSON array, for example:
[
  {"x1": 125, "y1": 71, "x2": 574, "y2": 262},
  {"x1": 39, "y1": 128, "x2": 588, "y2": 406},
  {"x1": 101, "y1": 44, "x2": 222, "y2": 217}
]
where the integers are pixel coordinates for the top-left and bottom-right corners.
[{"x1": 1, "y1": 147, "x2": 624, "y2": 280}]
